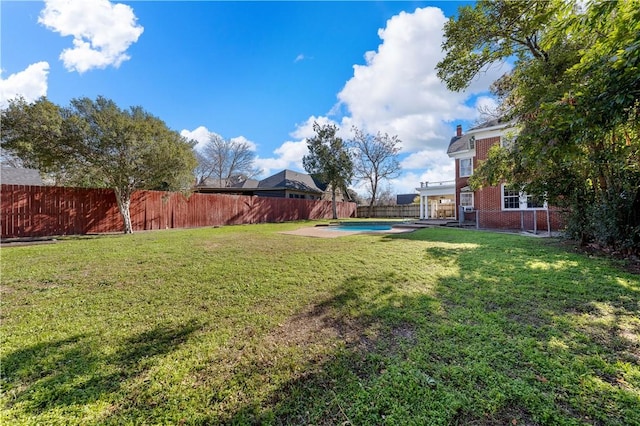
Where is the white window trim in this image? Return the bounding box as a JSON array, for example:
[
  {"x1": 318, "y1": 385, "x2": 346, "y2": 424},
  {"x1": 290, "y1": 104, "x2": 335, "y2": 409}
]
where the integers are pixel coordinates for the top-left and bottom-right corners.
[
  {"x1": 459, "y1": 158, "x2": 473, "y2": 177},
  {"x1": 460, "y1": 192, "x2": 474, "y2": 207},
  {"x1": 500, "y1": 135, "x2": 515, "y2": 149},
  {"x1": 501, "y1": 184, "x2": 547, "y2": 211},
  {"x1": 500, "y1": 129, "x2": 520, "y2": 149}
]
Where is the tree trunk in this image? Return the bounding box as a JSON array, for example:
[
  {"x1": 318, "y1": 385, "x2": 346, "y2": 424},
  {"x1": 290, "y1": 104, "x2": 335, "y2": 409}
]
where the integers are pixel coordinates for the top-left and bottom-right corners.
[
  {"x1": 368, "y1": 195, "x2": 376, "y2": 217},
  {"x1": 368, "y1": 179, "x2": 377, "y2": 217},
  {"x1": 331, "y1": 187, "x2": 338, "y2": 220},
  {"x1": 114, "y1": 187, "x2": 134, "y2": 234}
]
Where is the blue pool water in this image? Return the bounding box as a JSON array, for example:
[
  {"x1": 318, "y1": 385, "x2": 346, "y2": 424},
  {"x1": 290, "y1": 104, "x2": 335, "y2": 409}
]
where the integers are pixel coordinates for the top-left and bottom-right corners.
[{"x1": 330, "y1": 222, "x2": 396, "y2": 232}]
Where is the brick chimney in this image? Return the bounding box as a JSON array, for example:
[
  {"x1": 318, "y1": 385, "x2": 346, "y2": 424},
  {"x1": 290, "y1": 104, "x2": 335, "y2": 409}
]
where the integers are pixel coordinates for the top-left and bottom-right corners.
[{"x1": 456, "y1": 124, "x2": 462, "y2": 137}]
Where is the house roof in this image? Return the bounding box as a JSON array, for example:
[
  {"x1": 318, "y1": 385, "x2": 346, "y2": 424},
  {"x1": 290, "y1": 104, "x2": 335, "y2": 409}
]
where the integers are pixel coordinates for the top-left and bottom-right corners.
[
  {"x1": 258, "y1": 169, "x2": 324, "y2": 194},
  {"x1": 195, "y1": 169, "x2": 325, "y2": 195},
  {"x1": 446, "y1": 134, "x2": 474, "y2": 155},
  {"x1": 447, "y1": 118, "x2": 516, "y2": 155},
  {"x1": 396, "y1": 193, "x2": 418, "y2": 205},
  {"x1": 1, "y1": 167, "x2": 43, "y2": 186},
  {"x1": 232, "y1": 178, "x2": 260, "y2": 189},
  {"x1": 467, "y1": 118, "x2": 506, "y2": 131}
]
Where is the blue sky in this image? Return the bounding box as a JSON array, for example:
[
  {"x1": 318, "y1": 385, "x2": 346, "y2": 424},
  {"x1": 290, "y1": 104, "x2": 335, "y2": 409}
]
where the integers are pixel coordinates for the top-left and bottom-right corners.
[{"x1": 1, "y1": 0, "x2": 505, "y2": 195}]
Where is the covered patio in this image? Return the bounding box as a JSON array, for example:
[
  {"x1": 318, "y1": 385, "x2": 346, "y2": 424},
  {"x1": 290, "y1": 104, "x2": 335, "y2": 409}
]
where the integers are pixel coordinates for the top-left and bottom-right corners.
[{"x1": 416, "y1": 180, "x2": 456, "y2": 220}]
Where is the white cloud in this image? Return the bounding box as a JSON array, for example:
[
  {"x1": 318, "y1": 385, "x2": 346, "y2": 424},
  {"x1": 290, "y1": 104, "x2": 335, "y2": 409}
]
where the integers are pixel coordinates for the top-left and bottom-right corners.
[
  {"x1": 294, "y1": 53, "x2": 314, "y2": 63},
  {"x1": 388, "y1": 172, "x2": 423, "y2": 194},
  {"x1": 389, "y1": 166, "x2": 453, "y2": 194},
  {"x1": 181, "y1": 126, "x2": 258, "y2": 154},
  {"x1": 256, "y1": 114, "x2": 362, "y2": 176},
  {"x1": 39, "y1": 0, "x2": 144, "y2": 73},
  {"x1": 473, "y1": 95, "x2": 500, "y2": 120},
  {"x1": 401, "y1": 149, "x2": 455, "y2": 182},
  {"x1": 369, "y1": 149, "x2": 455, "y2": 195},
  {"x1": 180, "y1": 126, "x2": 212, "y2": 152},
  {"x1": 254, "y1": 115, "x2": 350, "y2": 177},
  {"x1": 337, "y1": 7, "x2": 506, "y2": 153},
  {"x1": 255, "y1": 140, "x2": 308, "y2": 177},
  {"x1": 402, "y1": 149, "x2": 448, "y2": 170},
  {"x1": 230, "y1": 136, "x2": 257, "y2": 152},
  {"x1": 0, "y1": 62, "x2": 50, "y2": 107},
  {"x1": 244, "y1": 7, "x2": 508, "y2": 194},
  {"x1": 289, "y1": 115, "x2": 342, "y2": 140}
]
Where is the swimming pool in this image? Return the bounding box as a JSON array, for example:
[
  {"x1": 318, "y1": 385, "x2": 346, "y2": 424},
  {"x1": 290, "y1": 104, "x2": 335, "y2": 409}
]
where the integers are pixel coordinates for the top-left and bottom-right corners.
[{"x1": 328, "y1": 222, "x2": 402, "y2": 232}]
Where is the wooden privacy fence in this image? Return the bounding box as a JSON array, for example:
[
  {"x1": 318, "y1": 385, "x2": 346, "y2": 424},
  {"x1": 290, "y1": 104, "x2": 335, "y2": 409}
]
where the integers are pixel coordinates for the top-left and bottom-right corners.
[
  {"x1": 1, "y1": 185, "x2": 357, "y2": 239},
  {"x1": 357, "y1": 204, "x2": 420, "y2": 218}
]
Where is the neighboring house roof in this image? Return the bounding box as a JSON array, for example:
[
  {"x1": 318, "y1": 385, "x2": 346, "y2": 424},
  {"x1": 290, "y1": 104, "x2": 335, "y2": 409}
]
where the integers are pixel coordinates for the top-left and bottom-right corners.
[
  {"x1": 195, "y1": 169, "x2": 326, "y2": 195},
  {"x1": 257, "y1": 169, "x2": 324, "y2": 194},
  {"x1": 396, "y1": 193, "x2": 418, "y2": 205},
  {"x1": 233, "y1": 178, "x2": 260, "y2": 189},
  {"x1": 198, "y1": 177, "x2": 259, "y2": 188},
  {"x1": 1, "y1": 167, "x2": 43, "y2": 186}
]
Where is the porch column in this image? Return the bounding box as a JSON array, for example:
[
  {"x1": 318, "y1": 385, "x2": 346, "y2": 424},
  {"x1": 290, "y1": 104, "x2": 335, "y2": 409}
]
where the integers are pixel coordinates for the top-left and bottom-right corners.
[
  {"x1": 419, "y1": 195, "x2": 425, "y2": 219},
  {"x1": 423, "y1": 196, "x2": 429, "y2": 219}
]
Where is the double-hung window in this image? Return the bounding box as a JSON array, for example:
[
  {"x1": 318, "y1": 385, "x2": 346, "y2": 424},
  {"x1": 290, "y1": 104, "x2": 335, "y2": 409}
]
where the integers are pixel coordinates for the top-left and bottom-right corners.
[
  {"x1": 459, "y1": 158, "x2": 473, "y2": 177},
  {"x1": 460, "y1": 192, "x2": 474, "y2": 208},
  {"x1": 502, "y1": 184, "x2": 546, "y2": 210},
  {"x1": 503, "y1": 186, "x2": 520, "y2": 209}
]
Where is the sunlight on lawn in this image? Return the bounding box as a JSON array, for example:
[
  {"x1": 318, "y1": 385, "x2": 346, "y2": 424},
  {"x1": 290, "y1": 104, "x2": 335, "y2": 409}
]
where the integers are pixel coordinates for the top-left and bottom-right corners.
[
  {"x1": 616, "y1": 276, "x2": 640, "y2": 291},
  {"x1": 526, "y1": 259, "x2": 580, "y2": 270},
  {"x1": 1, "y1": 225, "x2": 638, "y2": 425}
]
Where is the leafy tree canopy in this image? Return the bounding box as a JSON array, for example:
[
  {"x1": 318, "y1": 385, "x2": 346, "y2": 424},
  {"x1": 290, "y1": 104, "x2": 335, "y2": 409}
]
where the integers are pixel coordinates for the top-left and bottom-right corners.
[
  {"x1": 440, "y1": 0, "x2": 640, "y2": 252},
  {"x1": 1, "y1": 96, "x2": 197, "y2": 233},
  {"x1": 303, "y1": 122, "x2": 354, "y2": 219}
]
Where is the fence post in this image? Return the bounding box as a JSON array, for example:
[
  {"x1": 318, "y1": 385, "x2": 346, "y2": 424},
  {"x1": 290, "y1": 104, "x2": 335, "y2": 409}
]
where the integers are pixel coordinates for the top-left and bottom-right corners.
[{"x1": 546, "y1": 209, "x2": 551, "y2": 236}]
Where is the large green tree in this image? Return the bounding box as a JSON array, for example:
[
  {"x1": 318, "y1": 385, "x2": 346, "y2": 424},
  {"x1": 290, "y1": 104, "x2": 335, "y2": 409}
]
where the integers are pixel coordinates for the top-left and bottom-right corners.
[
  {"x1": 349, "y1": 127, "x2": 401, "y2": 217},
  {"x1": 303, "y1": 122, "x2": 354, "y2": 219},
  {"x1": 438, "y1": 0, "x2": 640, "y2": 252},
  {"x1": 1, "y1": 96, "x2": 197, "y2": 234},
  {"x1": 0, "y1": 97, "x2": 68, "y2": 175}
]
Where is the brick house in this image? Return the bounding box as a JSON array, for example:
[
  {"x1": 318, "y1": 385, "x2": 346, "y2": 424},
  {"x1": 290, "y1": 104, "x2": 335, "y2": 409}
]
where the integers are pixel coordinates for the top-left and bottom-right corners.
[{"x1": 447, "y1": 120, "x2": 564, "y2": 233}]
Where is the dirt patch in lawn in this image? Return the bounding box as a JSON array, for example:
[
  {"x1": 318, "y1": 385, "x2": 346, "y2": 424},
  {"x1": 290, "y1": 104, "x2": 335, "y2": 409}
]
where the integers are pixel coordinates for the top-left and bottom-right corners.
[{"x1": 266, "y1": 303, "x2": 373, "y2": 352}]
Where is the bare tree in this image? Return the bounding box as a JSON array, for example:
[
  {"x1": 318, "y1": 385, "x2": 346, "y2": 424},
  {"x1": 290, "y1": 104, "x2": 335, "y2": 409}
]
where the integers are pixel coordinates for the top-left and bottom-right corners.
[
  {"x1": 375, "y1": 184, "x2": 397, "y2": 206},
  {"x1": 196, "y1": 133, "x2": 261, "y2": 186},
  {"x1": 349, "y1": 127, "x2": 401, "y2": 216}
]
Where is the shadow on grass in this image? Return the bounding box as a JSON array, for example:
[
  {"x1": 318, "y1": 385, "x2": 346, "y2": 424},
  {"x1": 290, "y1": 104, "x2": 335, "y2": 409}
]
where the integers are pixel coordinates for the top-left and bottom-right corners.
[
  {"x1": 1, "y1": 319, "x2": 204, "y2": 414},
  {"x1": 218, "y1": 229, "x2": 639, "y2": 425}
]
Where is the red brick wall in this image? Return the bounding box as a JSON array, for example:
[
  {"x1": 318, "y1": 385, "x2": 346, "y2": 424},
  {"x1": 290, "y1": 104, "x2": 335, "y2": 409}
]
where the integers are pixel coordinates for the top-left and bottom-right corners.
[
  {"x1": 476, "y1": 136, "x2": 500, "y2": 161},
  {"x1": 478, "y1": 207, "x2": 564, "y2": 232},
  {"x1": 455, "y1": 135, "x2": 565, "y2": 231}
]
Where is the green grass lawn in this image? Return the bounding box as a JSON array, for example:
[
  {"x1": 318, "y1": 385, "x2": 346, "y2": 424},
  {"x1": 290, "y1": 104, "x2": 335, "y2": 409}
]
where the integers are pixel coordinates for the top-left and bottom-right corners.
[{"x1": 1, "y1": 223, "x2": 639, "y2": 425}]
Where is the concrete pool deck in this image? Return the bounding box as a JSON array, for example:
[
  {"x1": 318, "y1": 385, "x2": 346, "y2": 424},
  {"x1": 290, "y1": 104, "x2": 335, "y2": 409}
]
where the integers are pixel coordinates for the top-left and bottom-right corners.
[{"x1": 280, "y1": 225, "x2": 416, "y2": 238}]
